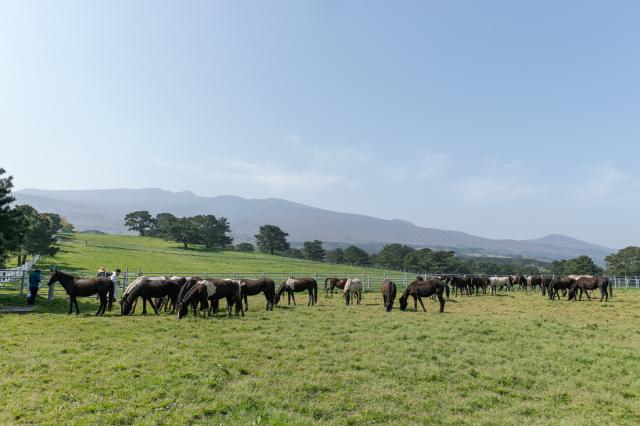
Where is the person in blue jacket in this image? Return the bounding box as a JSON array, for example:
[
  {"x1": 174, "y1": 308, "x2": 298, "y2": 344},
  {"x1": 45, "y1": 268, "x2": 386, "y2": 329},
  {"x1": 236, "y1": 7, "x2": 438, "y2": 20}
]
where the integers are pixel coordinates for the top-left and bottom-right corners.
[{"x1": 27, "y1": 269, "x2": 41, "y2": 305}]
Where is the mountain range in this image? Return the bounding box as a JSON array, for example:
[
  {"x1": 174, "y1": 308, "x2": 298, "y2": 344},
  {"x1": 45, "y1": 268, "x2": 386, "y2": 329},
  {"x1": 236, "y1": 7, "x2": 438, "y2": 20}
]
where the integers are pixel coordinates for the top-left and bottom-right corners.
[{"x1": 13, "y1": 188, "x2": 614, "y2": 264}]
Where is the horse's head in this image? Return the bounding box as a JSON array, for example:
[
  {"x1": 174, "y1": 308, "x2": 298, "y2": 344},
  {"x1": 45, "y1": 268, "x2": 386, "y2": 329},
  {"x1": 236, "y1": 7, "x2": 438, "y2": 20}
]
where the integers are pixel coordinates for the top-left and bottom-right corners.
[
  {"x1": 47, "y1": 270, "x2": 60, "y2": 286},
  {"x1": 176, "y1": 301, "x2": 189, "y2": 319},
  {"x1": 120, "y1": 297, "x2": 133, "y2": 315},
  {"x1": 567, "y1": 289, "x2": 576, "y2": 301}
]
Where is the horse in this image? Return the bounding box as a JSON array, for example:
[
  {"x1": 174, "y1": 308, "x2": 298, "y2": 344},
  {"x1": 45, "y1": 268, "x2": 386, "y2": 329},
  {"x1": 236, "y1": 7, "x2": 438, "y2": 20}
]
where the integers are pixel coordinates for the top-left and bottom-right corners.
[
  {"x1": 527, "y1": 275, "x2": 542, "y2": 291},
  {"x1": 469, "y1": 276, "x2": 489, "y2": 295},
  {"x1": 239, "y1": 278, "x2": 275, "y2": 311},
  {"x1": 540, "y1": 277, "x2": 553, "y2": 296},
  {"x1": 120, "y1": 278, "x2": 181, "y2": 315},
  {"x1": 398, "y1": 277, "x2": 446, "y2": 313},
  {"x1": 275, "y1": 277, "x2": 318, "y2": 306},
  {"x1": 447, "y1": 275, "x2": 470, "y2": 296},
  {"x1": 175, "y1": 277, "x2": 204, "y2": 316},
  {"x1": 489, "y1": 276, "x2": 513, "y2": 294},
  {"x1": 48, "y1": 270, "x2": 114, "y2": 316},
  {"x1": 344, "y1": 278, "x2": 363, "y2": 305},
  {"x1": 206, "y1": 279, "x2": 244, "y2": 316},
  {"x1": 155, "y1": 276, "x2": 188, "y2": 312},
  {"x1": 548, "y1": 277, "x2": 576, "y2": 300},
  {"x1": 511, "y1": 274, "x2": 528, "y2": 291},
  {"x1": 176, "y1": 280, "x2": 218, "y2": 319},
  {"x1": 122, "y1": 276, "x2": 168, "y2": 314},
  {"x1": 568, "y1": 277, "x2": 611, "y2": 302},
  {"x1": 324, "y1": 277, "x2": 347, "y2": 298},
  {"x1": 381, "y1": 280, "x2": 397, "y2": 312}
]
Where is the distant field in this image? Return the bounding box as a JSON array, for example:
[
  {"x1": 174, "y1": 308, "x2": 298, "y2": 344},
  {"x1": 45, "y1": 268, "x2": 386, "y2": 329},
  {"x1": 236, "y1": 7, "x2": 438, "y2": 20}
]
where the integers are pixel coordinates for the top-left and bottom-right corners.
[
  {"x1": 0, "y1": 288, "x2": 638, "y2": 425},
  {"x1": 44, "y1": 233, "x2": 399, "y2": 279}
]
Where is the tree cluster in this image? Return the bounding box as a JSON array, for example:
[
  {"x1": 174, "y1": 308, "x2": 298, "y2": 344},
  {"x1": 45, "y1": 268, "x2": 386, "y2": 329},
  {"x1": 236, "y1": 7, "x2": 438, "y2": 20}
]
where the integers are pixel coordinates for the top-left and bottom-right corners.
[
  {"x1": 548, "y1": 255, "x2": 603, "y2": 276},
  {"x1": 124, "y1": 211, "x2": 232, "y2": 249},
  {"x1": 605, "y1": 247, "x2": 640, "y2": 276}
]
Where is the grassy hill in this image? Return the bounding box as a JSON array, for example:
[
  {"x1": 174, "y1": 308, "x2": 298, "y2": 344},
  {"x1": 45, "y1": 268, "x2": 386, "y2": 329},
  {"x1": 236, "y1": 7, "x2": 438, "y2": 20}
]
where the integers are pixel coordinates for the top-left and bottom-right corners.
[{"x1": 44, "y1": 233, "x2": 404, "y2": 282}]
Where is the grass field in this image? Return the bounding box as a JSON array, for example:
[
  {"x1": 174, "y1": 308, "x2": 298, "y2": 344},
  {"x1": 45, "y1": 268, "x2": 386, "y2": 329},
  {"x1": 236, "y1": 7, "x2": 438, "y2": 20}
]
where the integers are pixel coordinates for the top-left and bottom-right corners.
[
  {"x1": 1, "y1": 288, "x2": 639, "y2": 425},
  {"x1": 42, "y1": 233, "x2": 396, "y2": 277}
]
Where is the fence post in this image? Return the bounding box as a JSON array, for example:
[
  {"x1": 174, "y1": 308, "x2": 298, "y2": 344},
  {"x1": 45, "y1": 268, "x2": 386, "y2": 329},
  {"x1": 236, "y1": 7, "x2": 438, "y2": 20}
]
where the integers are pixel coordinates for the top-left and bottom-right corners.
[
  {"x1": 19, "y1": 270, "x2": 26, "y2": 297},
  {"x1": 123, "y1": 266, "x2": 128, "y2": 290},
  {"x1": 404, "y1": 272, "x2": 408, "y2": 289}
]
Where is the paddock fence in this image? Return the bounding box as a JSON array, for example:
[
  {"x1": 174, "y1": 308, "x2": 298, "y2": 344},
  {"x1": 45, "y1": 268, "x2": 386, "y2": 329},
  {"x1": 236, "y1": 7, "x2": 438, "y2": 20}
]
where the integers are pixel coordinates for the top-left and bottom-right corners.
[{"x1": 1, "y1": 268, "x2": 638, "y2": 303}]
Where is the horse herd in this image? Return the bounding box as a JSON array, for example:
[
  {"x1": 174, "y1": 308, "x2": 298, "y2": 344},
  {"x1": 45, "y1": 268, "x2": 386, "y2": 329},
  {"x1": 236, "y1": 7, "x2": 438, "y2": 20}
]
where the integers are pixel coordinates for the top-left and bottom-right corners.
[{"x1": 46, "y1": 270, "x2": 612, "y2": 317}]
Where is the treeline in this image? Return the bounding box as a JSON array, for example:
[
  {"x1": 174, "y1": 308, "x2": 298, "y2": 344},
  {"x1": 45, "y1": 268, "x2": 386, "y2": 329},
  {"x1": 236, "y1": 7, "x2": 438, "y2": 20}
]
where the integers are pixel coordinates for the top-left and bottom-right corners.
[{"x1": 0, "y1": 168, "x2": 73, "y2": 267}]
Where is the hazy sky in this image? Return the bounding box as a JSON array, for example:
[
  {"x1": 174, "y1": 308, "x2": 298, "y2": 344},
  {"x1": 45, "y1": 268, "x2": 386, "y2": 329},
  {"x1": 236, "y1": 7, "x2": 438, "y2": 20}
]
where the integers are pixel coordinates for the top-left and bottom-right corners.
[{"x1": 2, "y1": 1, "x2": 639, "y2": 248}]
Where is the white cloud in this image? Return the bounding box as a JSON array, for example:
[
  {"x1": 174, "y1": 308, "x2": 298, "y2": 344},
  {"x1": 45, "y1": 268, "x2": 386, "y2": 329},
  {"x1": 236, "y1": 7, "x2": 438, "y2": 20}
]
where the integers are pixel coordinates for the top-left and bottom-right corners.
[
  {"x1": 457, "y1": 177, "x2": 543, "y2": 202},
  {"x1": 581, "y1": 162, "x2": 640, "y2": 199},
  {"x1": 383, "y1": 151, "x2": 449, "y2": 182}
]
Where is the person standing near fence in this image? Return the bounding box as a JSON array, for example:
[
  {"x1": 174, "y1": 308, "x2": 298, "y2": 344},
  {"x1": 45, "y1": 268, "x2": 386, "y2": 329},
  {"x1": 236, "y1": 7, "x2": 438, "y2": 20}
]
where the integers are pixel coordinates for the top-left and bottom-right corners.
[
  {"x1": 26, "y1": 269, "x2": 41, "y2": 305},
  {"x1": 110, "y1": 269, "x2": 121, "y2": 300}
]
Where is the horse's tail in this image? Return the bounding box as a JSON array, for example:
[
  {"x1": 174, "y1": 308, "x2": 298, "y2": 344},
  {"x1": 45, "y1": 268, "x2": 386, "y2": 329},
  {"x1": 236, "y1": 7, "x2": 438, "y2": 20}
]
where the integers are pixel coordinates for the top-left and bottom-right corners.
[
  {"x1": 108, "y1": 282, "x2": 115, "y2": 312},
  {"x1": 324, "y1": 277, "x2": 331, "y2": 290}
]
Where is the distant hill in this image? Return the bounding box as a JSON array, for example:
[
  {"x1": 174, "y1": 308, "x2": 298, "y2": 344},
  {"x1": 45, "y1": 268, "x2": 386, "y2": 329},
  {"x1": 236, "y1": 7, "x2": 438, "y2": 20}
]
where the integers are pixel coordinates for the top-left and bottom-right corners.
[{"x1": 14, "y1": 188, "x2": 614, "y2": 264}]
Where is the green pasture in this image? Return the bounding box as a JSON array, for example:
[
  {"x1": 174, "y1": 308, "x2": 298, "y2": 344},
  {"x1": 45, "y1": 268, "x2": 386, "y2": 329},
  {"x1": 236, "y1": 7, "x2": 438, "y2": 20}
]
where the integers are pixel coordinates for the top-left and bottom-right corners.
[{"x1": 1, "y1": 287, "x2": 639, "y2": 425}]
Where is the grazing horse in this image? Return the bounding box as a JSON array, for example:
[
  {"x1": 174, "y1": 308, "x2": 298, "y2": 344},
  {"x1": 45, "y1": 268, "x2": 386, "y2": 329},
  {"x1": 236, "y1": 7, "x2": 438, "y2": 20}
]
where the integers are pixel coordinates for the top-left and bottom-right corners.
[
  {"x1": 121, "y1": 278, "x2": 181, "y2": 315},
  {"x1": 469, "y1": 276, "x2": 489, "y2": 295},
  {"x1": 239, "y1": 278, "x2": 275, "y2": 311},
  {"x1": 48, "y1": 270, "x2": 114, "y2": 316},
  {"x1": 344, "y1": 278, "x2": 363, "y2": 305},
  {"x1": 489, "y1": 276, "x2": 513, "y2": 294},
  {"x1": 548, "y1": 277, "x2": 575, "y2": 300},
  {"x1": 324, "y1": 277, "x2": 348, "y2": 298},
  {"x1": 275, "y1": 277, "x2": 318, "y2": 306},
  {"x1": 568, "y1": 277, "x2": 611, "y2": 302},
  {"x1": 398, "y1": 277, "x2": 446, "y2": 313},
  {"x1": 447, "y1": 275, "x2": 470, "y2": 296},
  {"x1": 527, "y1": 276, "x2": 542, "y2": 291},
  {"x1": 381, "y1": 280, "x2": 397, "y2": 312},
  {"x1": 207, "y1": 279, "x2": 244, "y2": 316},
  {"x1": 175, "y1": 277, "x2": 204, "y2": 316},
  {"x1": 176, "y1": 280, "x2": 218, "y2": 319},
  {"x1": 155, "y1": 276, "x2": 188, "y2": 312},
  {"x1": 511, "y1": 274, "x2": 527, "y2": 291},
  {"x1": 540, "y1": 277, "x2": 553, "y2": 296}
]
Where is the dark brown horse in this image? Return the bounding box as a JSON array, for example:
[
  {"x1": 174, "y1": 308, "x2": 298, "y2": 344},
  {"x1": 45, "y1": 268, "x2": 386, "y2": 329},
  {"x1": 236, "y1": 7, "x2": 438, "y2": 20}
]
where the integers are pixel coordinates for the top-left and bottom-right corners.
[
  {"x1": 207, "y1": 279, "x2": 244, "y2": 316},
  {"x1": 469, "y1": 276, "x2": 489, "y2": 295},
  {"x1": 540, "y1": 277, "x2": 553, "y2": 296},
  {"x1": 275, "y1": 277, "x2": 318, "y2": 306},
  {"x1": 399, "y1": 277, "x2": 447, "y2": 313},
  {"x1": 568, "y1": 277, "x2": 611, "y2": 302},
  {"x1": 239, "y1": 278, "x2": 276, "y2": 311},
  {"x1": 512, "y1": 274, "x2": 527, "y2": 291},
  {"x1": 175, "y1": 277, "x2": 204, "y2": 316},
  {"x1": 446, "y1": 275, "x2": 470, "y2": 296},
  {"x1": 176, "y1": 280, "x2": 218, "y2": 319},
  {"x1": 381, "y1": 279, "x2": 397, "y2": 312},
  {"x1": 155, "y1": 276, "x2": 188, "y2": 312},
  {"x1": 121, "y1": 278, "x2": 181, "y2": 315},
  {"x1": 48, "y1": 270, "x2": 114, "y2": 315},
  {"x1": 324, "y1": 277, "x2": 347, "y2": 298},
  {"x1": 528, "y1": 275, "x2": 542, "y2": 291},
  {"x1": 548, "y1": 277, "x2": 575, "y2": 300}
]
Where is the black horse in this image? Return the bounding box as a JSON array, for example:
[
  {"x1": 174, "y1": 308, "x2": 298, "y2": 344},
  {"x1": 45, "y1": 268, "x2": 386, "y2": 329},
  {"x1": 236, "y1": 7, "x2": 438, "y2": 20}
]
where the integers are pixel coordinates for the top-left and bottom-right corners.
[
  {"x1": 568, "y1": 277, "x2": 611, "y2": 302},
  {"x1": 207, "y1": 279, "x2": 244, "y2": 316},
  {"x1": 121, "y1": 278, "x2": 181, "y2": 315},
  {"x1": 239, "y1": 278, "x2": 275, "y2": 311},
  {"x1": 381, "y1": 279, "x2": 397, "y2": 312},
  {"x1": 176, "y1": 280, "x2": 217, "y2": 319},
  {"x1": 399, "y1": 277, "x2": 447, "y2": 313},
  {"x1": 275, "y1": 277, "x2": 318, "y2": 306},
  {"x1": 548, "y1": 277, "x2": 575, "y2": 300},
  {"x1": 48, "y1": 270, "x2": 114, "y2": 315}
]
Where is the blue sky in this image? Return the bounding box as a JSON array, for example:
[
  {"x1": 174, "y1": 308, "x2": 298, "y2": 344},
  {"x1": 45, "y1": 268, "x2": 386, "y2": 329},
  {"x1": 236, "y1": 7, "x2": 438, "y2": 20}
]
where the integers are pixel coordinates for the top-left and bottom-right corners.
[{"x1": 1, "y1": 1, "x2": 639, "y2": 248}]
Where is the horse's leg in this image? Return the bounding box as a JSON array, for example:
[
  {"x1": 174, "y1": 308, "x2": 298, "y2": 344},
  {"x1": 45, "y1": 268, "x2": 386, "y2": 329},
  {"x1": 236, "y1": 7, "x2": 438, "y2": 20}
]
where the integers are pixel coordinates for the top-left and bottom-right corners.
[
  {"x1": 291, "y1": 291, "x2": 296, "y2": 306},
  {"x1": 584, "y1": 289, "x2": 592, "y2": 301},
  {"x1": 418, "y1": 297, "x2": 426, "y2": 312},
  {"x1": 74, "y1": 297, "x2": 80, "y2": 315},
  {"x1": 97, "y1": 294, "x2": 106, "y2": 316},
  {"x1": 437, "y1": 292, "x2": 445, "y2": 313},
  {"x1": 413, "y1": 296, "x2": 418, "y2": 312}
]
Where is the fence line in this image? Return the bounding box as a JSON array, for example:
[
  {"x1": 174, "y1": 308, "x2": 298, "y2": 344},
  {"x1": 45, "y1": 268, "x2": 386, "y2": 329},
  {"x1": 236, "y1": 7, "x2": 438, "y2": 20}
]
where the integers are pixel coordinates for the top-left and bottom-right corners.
[{"x1": 1, "y1": 268, "x2": 639, "y2": 302}]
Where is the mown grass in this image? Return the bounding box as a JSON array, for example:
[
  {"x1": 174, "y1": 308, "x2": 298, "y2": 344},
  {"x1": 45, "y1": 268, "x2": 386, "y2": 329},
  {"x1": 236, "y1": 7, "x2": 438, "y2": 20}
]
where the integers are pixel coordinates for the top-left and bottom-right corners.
[
  {"x1": 45, "y1": 233, "x2": 397, "y2": 277},
  {"x1": 1, "y1": 289, "x2": 639, "y2": 425}
]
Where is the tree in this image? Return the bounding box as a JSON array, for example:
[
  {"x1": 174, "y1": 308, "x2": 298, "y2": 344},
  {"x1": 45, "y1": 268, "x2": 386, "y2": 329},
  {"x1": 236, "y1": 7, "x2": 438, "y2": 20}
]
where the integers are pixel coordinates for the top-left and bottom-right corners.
[
  {"x1": 549, "y1": 256, "x2": 603, "y2": 276},
  {"x1": 124, "y1": 211, "x2": 154, "y2": 236},
  {"x1": 376, "y1": 243, "x2": 415, "y2": 270},
  {"x1": 149, "y1": 213, "x2": 177, "y2": 238},
  {"x1": 285, "y1": 248, "x2": 304, "y2": 259},
  {"x1": 326, "y1": 248, "x2": 345, "y2": 264},
  {"x1": 11, "y1": 205, "x2": 60, "y2": 264},
  {"x1": 343, "y1": 245, "x2": 370, "y2": 266},
  {"x1": 255, "y1": 225, "x2": 290, "y2": 255},
  {"x1": 606, "y1": 247, "x2": 640, "y2": 276},
  {"x1": 235, "y1": 242, "x2": 254, "y2": 252},
  {"x1": 0, "y1": 168, "x2": 17, "y2": 267},
  {"x1": 169, "y1": 217, "x2": 200, "y2": 248},
  {"x1": 403, "y1": 249, "x2": 466, "y2": 273},
  {"x1": 303, "y1": 240, "x2": 325, "y2": 262},
  {"x1": 192, "y1": 215, "x2": 233, "y2": 249}
]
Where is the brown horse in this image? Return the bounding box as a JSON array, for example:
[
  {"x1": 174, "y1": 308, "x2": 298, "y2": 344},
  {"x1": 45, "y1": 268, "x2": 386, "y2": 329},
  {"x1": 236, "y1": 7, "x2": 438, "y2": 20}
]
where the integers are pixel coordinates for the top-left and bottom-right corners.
[
  {"x1": 540, "y1": 277, "x2": 553, "y2": 296},
  {"x1": 512, "y1": 274, "x2": 527, "y2": 291},
  {"x1": 446, "y1": 275, "x2": 470, "y2": 296},
  {"x1": 48, "y1": 270, "x2": 114, "y2": 316},
  {"x1": 399, "y1": 277, "x2": 446, "y2": 313},
  {"x1": 568, "y1": 277, "x2": 611, "y2": 302},
  {"x1": 207, "y1": 279, "x2": 244, "y2": 316},
  {"x1": 469, "y1": 276, "x2": 489, "y2": 295},
  {"x1": 381, "y1": 280, "x2": 397, "y2": 312},
  {"x1": 324, "y1": 277, "x2": 347, "y2": 298},
  {"x1": 121, "y1": 278, "x2": 181, "y2": 315},
  {"x1": 275, "y1": 277, "x2": 318, "y2": 306},
  {"x1": 175, "y1": 277, "x2": 204, "y2": 316},
  {"x1": 548, "y1": 277, "x2": 575, "y2": 300},
  {"x1": 239, "y1": 278, "x2": 276, "y2": 311}
]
